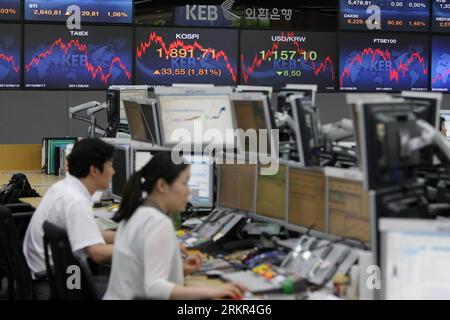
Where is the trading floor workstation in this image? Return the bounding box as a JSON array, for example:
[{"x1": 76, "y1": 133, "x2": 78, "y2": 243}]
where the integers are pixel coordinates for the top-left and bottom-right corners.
[{"x1": 2, "y1": 0, "x2": 450, "y2": 302}]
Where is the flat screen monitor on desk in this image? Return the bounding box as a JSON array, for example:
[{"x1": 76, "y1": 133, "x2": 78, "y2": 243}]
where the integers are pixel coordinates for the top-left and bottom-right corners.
[
  {"x1": 288, "y1": 166, "x2": 326, "y2": 232},
  {"x1": 328, "y1": 177, "x2": 370, "y2": 243},
  {"x1": 217, "y1": 163, "x2": 257, "y2": 212},
  {"x1": 155, "y1": 87, "x2": 234, "y2": 148},
  {"x1": 440, "y1": 110, "x2": 450, "y2": 140},
  {"x1": 183, "y1": 154, "x2": 214, "y2": 208},
  {"x1": 111, "y1": 144, "x2": 131, "y2": 200},
  {"x1": 230, "y1": 92, "x2": 276, "y2": 156},
  {"x1": 123, "y1": 98, "x2": 161, "y2": 145},
  {"x1": 379, "y1": 218, "x2": 450, "y2": 300},
  {"x1": 255, "y1": 164, "x2": 287, "y2": 222}
]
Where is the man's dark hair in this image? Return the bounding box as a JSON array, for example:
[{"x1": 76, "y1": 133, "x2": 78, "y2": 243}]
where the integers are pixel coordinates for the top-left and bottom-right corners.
[
  {"x1": 67, "y1": 139, "x2": 115, "y2": 178},
  {"x1": 440, "y1": 116, "x2": 446, "y2": 129}
]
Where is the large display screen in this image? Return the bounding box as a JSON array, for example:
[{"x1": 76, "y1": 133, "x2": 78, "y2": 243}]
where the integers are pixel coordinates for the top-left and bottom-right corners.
[
  {"x1": 433, "y1": 0, "x2": 450, "y2": 32},
  {"x1": 24, "y1": 0, "x2": 133, "y2": 24},
  {"x1": 0, "y1": 24, "x2": 21, "y2": 89},
  {"x1": 135, "y1": 27, "x2": 238, "y2": 86},
  {"x1": 240, "y1": 30, "x2": 336, "y2": 92},
  {"x1": 432, "y1": 36, "x2": 450, "y2": 92},
  {"x1": 340, "y1": 0, "x2": 429, "y2": 31},
  {"x1": 25, "y1": 25, "x2": 133, "y2": 89},
  {"x1": 339, "y1": 33, "x2": 429, "y2": 92},
  {"x1": 0, "y1": 0, "x2": 21, "y2": 21}
]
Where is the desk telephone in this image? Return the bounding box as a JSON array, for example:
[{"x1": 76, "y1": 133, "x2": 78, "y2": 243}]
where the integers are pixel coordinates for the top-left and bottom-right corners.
[
  {"x1": 281, "y1": 235, "x2": 352, "y2": 286},
  {"x1": 184, "y1": 209, "x2": 247, "y2": 249}
]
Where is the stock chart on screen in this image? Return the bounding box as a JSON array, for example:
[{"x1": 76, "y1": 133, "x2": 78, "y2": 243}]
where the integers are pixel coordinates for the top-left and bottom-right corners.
[
  {"x1": 135, "y1": 27, "x2": 238, "y2": 86},
  {"x1": 339, "y1": 33, "x2": 429, "y2": 92},
  {"x1": 25, "y1": 25, "x2": 132, "y2": 89},
  {"x1": 0, "y1": 24, "x2": 20, "y2": 89},
  {"x1": 240, "y1": 30, "x2": 336, "y2": 92}
]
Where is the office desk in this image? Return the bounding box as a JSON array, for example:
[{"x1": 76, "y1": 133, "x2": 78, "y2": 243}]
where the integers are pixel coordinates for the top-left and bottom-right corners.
[{"x1": 0, "y1": 171, "x2": 61, "y2": 197}]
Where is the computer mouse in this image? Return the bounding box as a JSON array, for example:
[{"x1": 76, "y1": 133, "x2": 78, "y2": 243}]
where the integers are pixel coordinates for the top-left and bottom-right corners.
[{"x1": 205, "y1": 270, "x2": 224, "y2": 278}]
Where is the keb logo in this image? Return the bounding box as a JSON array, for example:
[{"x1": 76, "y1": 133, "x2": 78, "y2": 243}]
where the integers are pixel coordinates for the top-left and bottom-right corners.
[
  {"x1": 366, "y1": 5, "x2": 381, "y2": 30},
  {"x1": 66, "y1": 5, "x2": 81, "y2": 30}
]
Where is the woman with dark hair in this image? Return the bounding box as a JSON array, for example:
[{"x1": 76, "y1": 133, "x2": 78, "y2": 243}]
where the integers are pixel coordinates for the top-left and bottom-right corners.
[
  {"x1": 440, "y1": 116, "x2": 447, "y2": 137},
  {"x1": 104, "y1": 152, "x2": 246, "y2": 300}
]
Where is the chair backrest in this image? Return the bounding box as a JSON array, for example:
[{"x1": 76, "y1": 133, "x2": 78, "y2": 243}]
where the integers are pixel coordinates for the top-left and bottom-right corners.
[
  {"x1": 0, "y1": 205, "x2": 34, "y2": 300},
  {"x1": 42, "y1": 221, "x2": 99, "y2": 300}
]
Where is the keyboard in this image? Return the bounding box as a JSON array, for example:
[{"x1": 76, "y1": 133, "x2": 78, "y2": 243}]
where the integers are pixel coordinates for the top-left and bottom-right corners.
[
  {"x1": 221, "y1": 271, "x2": 283, "y2": 293},
  {"x1": 96, "y1": 216, "x2": 119, "y2": 231}
]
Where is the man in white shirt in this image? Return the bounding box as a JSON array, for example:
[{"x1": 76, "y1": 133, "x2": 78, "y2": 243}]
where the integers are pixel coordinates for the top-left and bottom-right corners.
[{"x1": 23, "y1": 139, "x2": 116, "y2": 277}]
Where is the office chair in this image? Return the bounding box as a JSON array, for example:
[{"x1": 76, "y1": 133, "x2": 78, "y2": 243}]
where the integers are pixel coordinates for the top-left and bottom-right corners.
[
  {"x1": 43, "y1": 221, "x2": 101, "y2": 300},
  {"x1": 0, "y1": 205, "x2": 34, "y2": 300}
]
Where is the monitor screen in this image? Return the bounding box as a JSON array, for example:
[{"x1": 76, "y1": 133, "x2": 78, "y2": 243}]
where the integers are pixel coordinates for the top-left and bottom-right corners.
[
  {"x1": 432, "y1": 36, "x2": 450, "y2": 92},
  {"x1": 240, "y1": 30, "x2": 336, "y2": 92},
  {"x1": 339, "y1": 33, "x2": 429, "y2": 92},
  {"x1": 0, "y1": 23, "x2": 21, "y2": 89},
  {"x1": 340, "y1": 0, "x2": 429, "y2": 31},
  {"x1": 24, "y1": 24, "x2": 133, "y2": 89},
  {"x1": 112, "y1": 145, "x2": 130, "y2": 199},
  {"x1": 139, "y1": 101, "x2": 160, "y2": 145},
  {"x1": 183, "y1": 154, "x2": 213, "y2": 208},
  {"x1": 329, "y1": 178, "x2": 371, "y2": 243},
  {"x1": 0, "y1": 0, "x2": 20, "y2": 20},
  {"x1": 231, "y1": 93, "x2": 274, "y2": 155},
  {"x1": 218, "y1": 163, "x2": 257, "y2": 212},
  {"x1": 156, "y1": 89, "x2": 234, "y2": 147},
  {"x1": 135, "y1": 27, "x2": 238, "y2": 86},
  {"x1": 123, "y1": 100, "x2": 149, "y2": 142},
  {"x1": 380, "y1": 218, "x2": 450, "y2": 299},
  {"x1": 432, "y1": 0, "x2": 450, "y2": 32},
  {"x1": 441, "y1": 110, "x2": 450, "y2": 139},
  {"x1": 288, "y1": 168, "x2": 325, "y2": 232},
  {"x1": 256, "y1": 164, "x2": 287, "y2": 221},
  {"x1": 24, "y1": 0, "x2": 133, "y2": 24},
  {"x1": 134, "y1": 150, "x2": 153, "y2": 172}
]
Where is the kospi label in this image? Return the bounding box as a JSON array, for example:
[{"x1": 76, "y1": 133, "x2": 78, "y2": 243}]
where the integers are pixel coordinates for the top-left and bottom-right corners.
[{"x1": 176, "y1": 34, "x2": 200, "y2": 40}]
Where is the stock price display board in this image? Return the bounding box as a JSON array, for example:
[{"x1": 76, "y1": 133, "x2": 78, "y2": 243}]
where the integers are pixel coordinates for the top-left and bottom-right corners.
[
  {"x1": 0, "y1": 24, "x2": 21, "y2": 89},
  {"x1": 24, "y1": 25, "x2": 133, "y2": 89},
  {"x1": 24, "y1": 0, "x2": 133, "y2": 24},
  {"x1": 240, "y1": 30, "x2": 336, "y2": 92},
  {"x1": 340, "y1": 0, "x2": 429, "y2": 31},
  {"x1": 433, "y1": 0, "x2": 450, "y2": 32},
  {"x1": 0, "y1": 0, "x2": 20, "y2": 20},
  {"x1": 135, "y1": 27, "x2": 239, "y2": 86},
  {"x1": 339, "y1": 33, "x2": 429, "y2": 92},
  {"x1": 432, "y1": 36, "x2": 450, "y2": 91}
]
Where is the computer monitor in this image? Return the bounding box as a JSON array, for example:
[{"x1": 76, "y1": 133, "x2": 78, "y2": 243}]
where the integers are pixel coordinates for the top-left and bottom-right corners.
[
  {"x1": 236, "y1": 85, "x2": 273, "y2": 100},
  {"x1": 328, "y1": 177, "x2": 371, "y2": 243},
  {"x1": 155, "y1": 87, "x2": 235, "y2": 148},
  {"x1": 111, "y1": 144, "x2": 131, "y2": 200},
  {"x1": 283, "y1": 84, "x2": 317, "y2": 105},
  {"x1": 172, "y1": 83, "x2": 215, "y2": 88},
  {"x1": 255, "y1": 164, "x2": 287, "y2": 222},
  {"x1": 230, "y1": 92, "x2": 277, "y2": 156},
  {"x1": 107, "y1": 86, "x2": 149, "y2": 125},
  {"x1": 288, "y1": 166, "x2": 326, "y2": 232},
  {"x1": 124, "y1": 100, "x2": 147, "y2": 142},
  {"x1": 356, "y1": 99, "x2": 425, "y2": 190},
  {"x1": 379, "y1": 218, "x2": 450, "y2": 299},
  {"x1": 217, "y1": 163, "x2": 257, "y2": 212},
  {"x1": 441, "y1": 110, "x2": 450, "y2": 140},
  {"x1": 400, "y1": 92, "x2": 442, "y2": 129},
  {"x1": 183, "y1": 154, "x2": 214, "y2": 208},
  {"x1": 133, "y1": 149, "x2": 154, "y2": 172},
  {"x1": 123, "y1": 98, "x2": 161, "y2": 145},
  {"x1": 290, "y1": 95, "x2": 322, "y2": 167}
]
